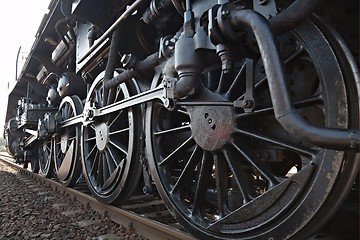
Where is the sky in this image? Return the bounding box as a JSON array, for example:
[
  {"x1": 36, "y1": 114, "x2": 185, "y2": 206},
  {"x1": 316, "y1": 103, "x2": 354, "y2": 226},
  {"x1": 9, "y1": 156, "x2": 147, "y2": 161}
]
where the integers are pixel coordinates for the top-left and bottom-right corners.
[{"x1": 0, "y1": 0, "x2": 50, "y2": 127}]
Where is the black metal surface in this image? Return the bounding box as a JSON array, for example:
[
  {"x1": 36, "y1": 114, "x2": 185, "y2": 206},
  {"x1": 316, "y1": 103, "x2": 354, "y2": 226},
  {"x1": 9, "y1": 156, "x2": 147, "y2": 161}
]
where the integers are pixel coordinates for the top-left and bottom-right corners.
[
  {"x1": 38, "y1": 137, "x2": 54, "y2": 177},
  {"x1": 146, "y1": 9, "x2": 359, "y2": 240},
  {"x1": 80, "y1": 71, "x2": 143, "y2": 204},
  {"x1": 269, "y1": 0, "x2": 322, "y2": 35},
  {"x1": 214, "y1": 4, "x2": 359, "y2": 150},
  {"x1": 54, "y1": 96, "x2": 83, "y2": 186},
  {"x1": 2, "y1": 1, "x2": 359, "y2": 239}
]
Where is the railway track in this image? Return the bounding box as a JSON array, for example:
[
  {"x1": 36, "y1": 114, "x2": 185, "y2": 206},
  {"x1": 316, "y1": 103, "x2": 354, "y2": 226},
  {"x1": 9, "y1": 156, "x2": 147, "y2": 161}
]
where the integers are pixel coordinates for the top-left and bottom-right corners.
[
  {"x1": 1, "y1": 153, "x2": 358, "y2": 240},
  {"x1": 0, "y1": 154, "x2": 195, "y2": 240},
  {"x1": 4, "y1": 0, "x2": 358, "y2": 239}
]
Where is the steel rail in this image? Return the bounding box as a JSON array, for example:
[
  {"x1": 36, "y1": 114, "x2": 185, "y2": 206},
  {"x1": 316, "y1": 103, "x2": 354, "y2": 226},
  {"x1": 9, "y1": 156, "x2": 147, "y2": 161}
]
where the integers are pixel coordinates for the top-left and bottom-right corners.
[{"x1": 0, "y1": 155, "x2": 195, "y2": 240}]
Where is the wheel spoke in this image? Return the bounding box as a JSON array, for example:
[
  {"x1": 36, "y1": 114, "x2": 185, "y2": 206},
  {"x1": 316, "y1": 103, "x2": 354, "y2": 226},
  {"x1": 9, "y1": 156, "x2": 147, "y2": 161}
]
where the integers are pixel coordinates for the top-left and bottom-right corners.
[
  {"x1": 233, "y1": 128, "x2": 316, "y2": 157},
  {"x1": 154, "y1": 124, "x2": 191, "y2": 136},
  {"x1": 235, "y1": 45, "x2": 307, "y2": 101},
  {"x1": 68, "y1": 136, "x2": 76, "y2": 142},
  {"x1": 109, "y1": 127, "x2": 129, "y2": 136},
  {"x1": 214, "y1": 153, "x2": 229, "y2": 217},
  {"x1": 102, "y1": 152, "x2": 111, "y2": 182},
  {"x1": 217, "y1": 71, "x2": 232, "y2": 93},
  {"x1": 109, "y1": 140, "x2": 128, "y2": 155},
  {"x1": 159, "y1": 137, "x2": 195, "y2": 166},
  {"x1": 226, "y1": 62, "x2": 246, "y2": 99},
  {"x1": 90, "y1": 150, "x2": 100, "y2": 176},
  {"x1": 105, "y1": 145, "x2": 120, "y2": 170},
  {"x1": 108, "y1": 109, "x2": 124, "y2": 127},
  {"x1": 86, "y1": 144, "x2": 97, "y2": 161},
  {"x1": 262, "y1": 46, "x2": 306, "y2": 96},
  {"x1": 96, "y1": 152, "x2": 104, "y2": 185},
  {"x1": 171, "y1": 145, "x2": 202, "y2": 194},
  {"x1": 192, "y1": 151, "x2": 214, "y2": 216},
  {"x1": 285, "y1": 45, "x2": 306, "y2": 64},
  {"x1": 235, "y1": 94, "x2": 323, "y2": 119},
  {"x1": 85, "y1": 136, "x2": 97, "y2": 142},
  {"x1": 293, "y1": 94, "x2": 323, "y2": 108},
  {"x1": 223, "y1": 148, "x2": 255, "y2": 203},
  {"x1": 45, "y1": 144, "x2": 51, "y2": 153},
  {"x1": 55, "y1": 143, "x2": 60, "y2": 159},
  {"x1": 176, "y1": 108, "x2": 189, "y2": 116},
  {"x1": 114, "y1": 85, "x2": 124, "y2": 102},
  {"x1": 230, "y1": 140, "x2": 281, "y2": 187}
]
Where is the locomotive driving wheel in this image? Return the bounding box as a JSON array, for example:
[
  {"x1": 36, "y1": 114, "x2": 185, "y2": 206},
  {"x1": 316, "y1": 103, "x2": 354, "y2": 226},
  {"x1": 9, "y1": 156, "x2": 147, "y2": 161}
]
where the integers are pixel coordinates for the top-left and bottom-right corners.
[
  {"x1": 146, "y1": 17, "x2": 359, "y2": 239},
  {"x1": 54, "y1": 96, "x2": 83, "y2": 186},
  {"x1": 80, "y1": 71, "x2": 142, "y2": 204},
  {"x1": 38, "y1": 137, "x2": 54, "y2": 177}
]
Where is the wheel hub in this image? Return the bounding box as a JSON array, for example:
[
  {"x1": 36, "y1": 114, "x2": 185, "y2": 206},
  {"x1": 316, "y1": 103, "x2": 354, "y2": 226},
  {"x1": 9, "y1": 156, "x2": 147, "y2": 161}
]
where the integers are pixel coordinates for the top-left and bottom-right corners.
[
  {"x1": 95, "y1": 123, "x2": 109, "y2": 151},
  {"x1": 189, "y1": 105, "x2": 234, "y2": 151},
  {"x1": 60, "y1": 135, "x2": 68, "y2": 153}
]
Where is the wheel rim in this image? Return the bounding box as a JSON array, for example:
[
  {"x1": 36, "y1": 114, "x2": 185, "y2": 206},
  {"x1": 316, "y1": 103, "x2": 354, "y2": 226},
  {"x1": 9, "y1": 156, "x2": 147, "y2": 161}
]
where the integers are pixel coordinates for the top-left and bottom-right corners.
[
  {"x1": 81, "y1": 71, "x2": 142, "y2": 204},
  {"x1": 54, "y1": 96, "x2": 83, "y2": 186},
  {"x1": 146, "y1": 18, "x2": 359, "y2": 239},
  {"x1": 38, "y1": 138, "x2": 53, "y2": 177}
]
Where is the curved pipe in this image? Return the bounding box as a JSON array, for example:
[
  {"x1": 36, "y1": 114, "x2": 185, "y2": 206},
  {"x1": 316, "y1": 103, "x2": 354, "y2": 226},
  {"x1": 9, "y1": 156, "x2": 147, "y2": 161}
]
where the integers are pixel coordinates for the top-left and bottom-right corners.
[
  {"x1": 269, "y1": 0, "x2": 322, "y2": 35},
  {"x1": 104, "y1": 27, "x2": 122, "y2": 81},
  {"x1": 104, "y1": 52, "x2": 160, "y2": 89},
  {"x1": 55, "y1": 18, "x2": 71, "y2": 48},
  {"x1": 77, "y1": 0, "x2": 147, "y2": 64},
  {"x1": 221, "y1": 6, "x2": 359, "y2": 150}
]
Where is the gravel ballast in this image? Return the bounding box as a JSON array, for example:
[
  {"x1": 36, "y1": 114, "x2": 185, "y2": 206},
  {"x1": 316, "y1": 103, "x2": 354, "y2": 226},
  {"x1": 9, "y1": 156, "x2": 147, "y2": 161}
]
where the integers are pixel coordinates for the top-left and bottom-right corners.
[{"x1": 0, "y1": 161, "x2": 147, "y2": 240}]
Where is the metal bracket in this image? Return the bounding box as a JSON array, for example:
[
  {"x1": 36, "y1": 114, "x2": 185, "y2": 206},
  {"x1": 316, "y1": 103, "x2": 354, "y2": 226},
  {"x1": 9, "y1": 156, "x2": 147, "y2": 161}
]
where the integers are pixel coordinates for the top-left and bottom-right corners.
[{"x1": 242, "y1": 58, "x2": 256, "y2": 113}]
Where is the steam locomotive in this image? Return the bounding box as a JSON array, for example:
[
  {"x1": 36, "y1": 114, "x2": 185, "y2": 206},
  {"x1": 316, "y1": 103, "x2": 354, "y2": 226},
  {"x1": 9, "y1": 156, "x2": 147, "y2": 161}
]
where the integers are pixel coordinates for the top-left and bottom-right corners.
[{"x1": 4, "y1": 0, "x2": 359, "y2": 239}]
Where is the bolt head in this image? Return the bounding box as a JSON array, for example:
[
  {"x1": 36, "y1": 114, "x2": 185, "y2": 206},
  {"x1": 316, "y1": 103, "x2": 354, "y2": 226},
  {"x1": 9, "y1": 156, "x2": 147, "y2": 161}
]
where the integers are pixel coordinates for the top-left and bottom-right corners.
[{"x1": 221, "y1": 10, "x2": 230, "y2": 18}]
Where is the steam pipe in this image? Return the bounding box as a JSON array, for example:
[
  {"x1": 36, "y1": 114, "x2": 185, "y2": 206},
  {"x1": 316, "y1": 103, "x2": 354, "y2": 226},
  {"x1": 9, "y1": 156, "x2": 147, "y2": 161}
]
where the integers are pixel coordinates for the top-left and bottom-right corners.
[
  {"x1": 77, "y1": 0, "x2": 147, "y2": 64},
  {"x1": 218, "y1": 5, "x2": 359, "y2": 150},
  {"x1": 104, "y1": 27, "x2": 122, "y2": 82},
  {"x1": 269, "y1": 0, "x2": 323, "y2": 35},
  {"x1": 55, "y1": 18, "x2": 71, "y2": 48},
  {"x1": 104, "y1": 52, "x2": 160, "y2": 89}
]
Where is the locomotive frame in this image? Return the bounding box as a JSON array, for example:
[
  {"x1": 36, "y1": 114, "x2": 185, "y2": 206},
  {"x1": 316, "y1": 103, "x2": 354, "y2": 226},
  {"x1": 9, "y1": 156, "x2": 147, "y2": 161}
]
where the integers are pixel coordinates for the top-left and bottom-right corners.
[{"x1": 4, "y1": 0, "x2": 359, "y2": 239}]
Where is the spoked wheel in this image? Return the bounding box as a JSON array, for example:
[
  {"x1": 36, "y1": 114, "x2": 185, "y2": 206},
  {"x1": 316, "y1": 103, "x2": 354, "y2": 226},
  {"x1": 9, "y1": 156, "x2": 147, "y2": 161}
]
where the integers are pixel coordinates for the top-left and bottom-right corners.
[
  {"x1": 54, "y1": 96, "x2": 83, "y2": 186},
  {"x1": 146, "y1": 18, "x2": 359, "y2": 239},
  {"x1": 38, "y1": 137, "x2": 54, "y2": 177},
  {"x1": 81, "y1": 71, "x2": 142, "y2": 204}
]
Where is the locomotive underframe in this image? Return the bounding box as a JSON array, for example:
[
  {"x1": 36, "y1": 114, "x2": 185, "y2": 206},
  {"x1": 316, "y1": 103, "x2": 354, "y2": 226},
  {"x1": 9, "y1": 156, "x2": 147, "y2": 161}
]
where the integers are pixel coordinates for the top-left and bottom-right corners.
[{"x1": 4, "y1": 0, "x2": 359, "y2": 239}]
